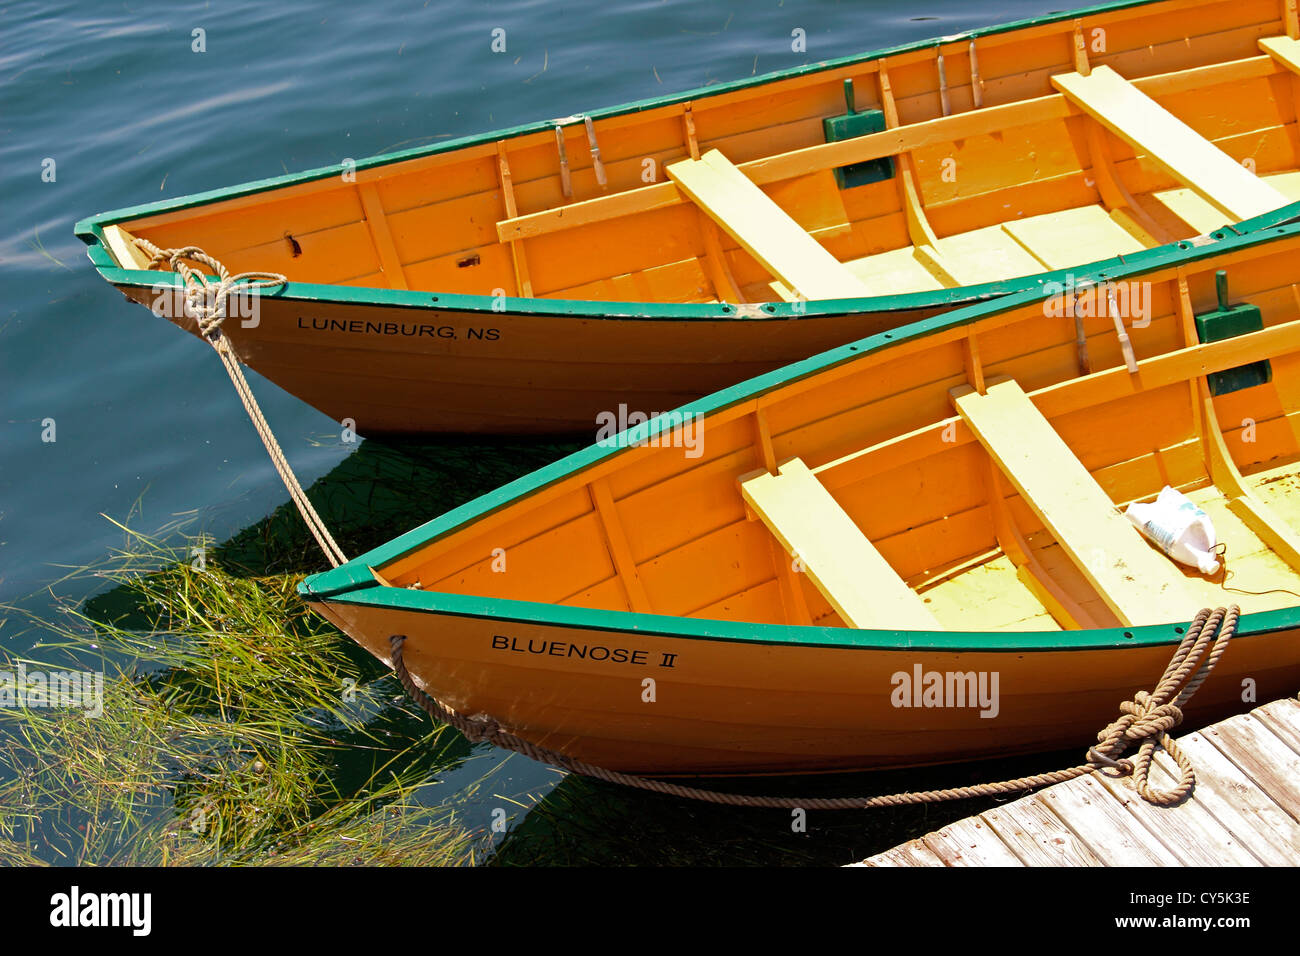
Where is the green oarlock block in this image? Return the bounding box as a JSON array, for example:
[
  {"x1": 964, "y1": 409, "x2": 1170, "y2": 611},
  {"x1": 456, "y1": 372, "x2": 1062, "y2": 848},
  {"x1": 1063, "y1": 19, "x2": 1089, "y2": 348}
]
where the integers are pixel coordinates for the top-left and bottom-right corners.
[
  {"x1": 823, "y1": 79, "x2": 894, "y2": 190},
  {"x1": 1194, "y1": 270, "x2": 1272, "y2": 396}
]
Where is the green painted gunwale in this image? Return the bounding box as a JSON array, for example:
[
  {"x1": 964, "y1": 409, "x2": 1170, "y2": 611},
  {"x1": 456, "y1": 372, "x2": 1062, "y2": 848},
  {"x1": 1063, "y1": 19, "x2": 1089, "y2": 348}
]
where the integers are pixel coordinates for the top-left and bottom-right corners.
[
  {"x1": 72, "y1": 0, "x2": 1292, "y2": 322},
  {"x1": 300, "y1": 214, "x2": 1300, "y2": 653}
]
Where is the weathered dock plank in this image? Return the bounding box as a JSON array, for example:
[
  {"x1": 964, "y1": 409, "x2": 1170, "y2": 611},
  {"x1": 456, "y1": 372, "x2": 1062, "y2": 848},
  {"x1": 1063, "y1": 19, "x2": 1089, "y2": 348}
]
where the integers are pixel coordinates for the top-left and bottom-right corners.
[
  {"x1": 980, "y1": 802, "x2": 1105, "y2": 866},
  {"x1": 858, "y1": 696, "x2": 1300, "y2": 867},
  {"x1": 1039, "y1": 777, "x2": 1185, "y2": 865},
  {"x1": 1254, "y1": 697, "x2": 1300, "y2": 753},
  {"x1": 1200, "y1": 712, "x2": 1300, "y2": 821},
  {"x1": 861, "y1": 837, "x2": 946, "y2": 867},
  {"x1": 921, "y1": 818, "x2": 1026, "y2": 866},
  {"x1": 1145, "y1": 741, "x2": 1299, "y2": 864},
  {"x1": 1089, "y1": 762, "x2": 1260, "y2": 865}
]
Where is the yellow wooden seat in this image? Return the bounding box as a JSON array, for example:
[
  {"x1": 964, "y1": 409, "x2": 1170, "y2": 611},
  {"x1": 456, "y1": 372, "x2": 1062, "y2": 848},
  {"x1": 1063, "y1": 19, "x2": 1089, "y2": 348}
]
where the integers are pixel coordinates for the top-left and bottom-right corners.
[
  {"x1": 951, "y1": 379, "x2": 1199, "y2": 626},
  {"x1": 1051, "y1": 66, "x2": 1289, "y2": 223},
  {"x1": 740, "y1": 458, "x2": 942, "y2": 630},
  {"x1": 667, "y1": 149, "x2": 872, "y2": 301},
  {"x1": 1260, "y1": 35, "x2": 1300, "y2": 76}
]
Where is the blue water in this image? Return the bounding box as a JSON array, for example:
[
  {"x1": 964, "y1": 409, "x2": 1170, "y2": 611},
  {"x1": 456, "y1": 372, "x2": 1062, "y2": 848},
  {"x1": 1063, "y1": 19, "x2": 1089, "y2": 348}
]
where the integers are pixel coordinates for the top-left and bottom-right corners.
[{"x1": 2, "y1": 0, "x2": 1070, "y2": 865}]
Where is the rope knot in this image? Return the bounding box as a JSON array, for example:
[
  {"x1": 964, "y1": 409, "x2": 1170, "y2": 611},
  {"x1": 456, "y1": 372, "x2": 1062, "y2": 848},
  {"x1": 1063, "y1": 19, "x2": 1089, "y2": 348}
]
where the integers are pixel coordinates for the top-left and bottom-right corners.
[
  {"x1": 133, "y1": 238, "x2": 286, "y2": 340},
  {"x1": 1087, "y1": 693, "x2": 1183, "y2": 773},
  {"x1": 1084, "y1": 606, "x2": 1238, "y2": 805},
  {"x1": 1117, "y1": 692, "x2": 1184, "y2": 739}
]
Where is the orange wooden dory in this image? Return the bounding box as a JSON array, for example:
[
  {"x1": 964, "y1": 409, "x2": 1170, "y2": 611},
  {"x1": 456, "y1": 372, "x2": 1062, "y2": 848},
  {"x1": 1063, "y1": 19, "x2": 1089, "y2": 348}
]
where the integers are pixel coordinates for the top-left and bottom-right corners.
[
  {"x1": 78, "y1": 0, "x2": 1300, "y2": 434},
  {"x1": 301, "y1": 218, "x2": 1300, "y2": 775}
]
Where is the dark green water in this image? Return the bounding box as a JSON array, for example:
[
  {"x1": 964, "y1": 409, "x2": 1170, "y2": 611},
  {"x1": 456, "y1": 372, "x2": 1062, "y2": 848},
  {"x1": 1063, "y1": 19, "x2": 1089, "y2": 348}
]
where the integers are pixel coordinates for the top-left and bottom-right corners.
[{"x1": 2, "y1": 0, "x2": 1078, "y2": 865}]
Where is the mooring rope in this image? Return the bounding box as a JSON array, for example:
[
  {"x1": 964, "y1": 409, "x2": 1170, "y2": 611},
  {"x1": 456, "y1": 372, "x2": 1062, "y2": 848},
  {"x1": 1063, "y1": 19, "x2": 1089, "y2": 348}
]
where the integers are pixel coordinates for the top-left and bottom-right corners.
[
  {"x1": 134, "y1": 240, "x2": 347, "y2": 568},
  {"x1": 390, "y1": 606, "x2": 1238, "y2": 809}
]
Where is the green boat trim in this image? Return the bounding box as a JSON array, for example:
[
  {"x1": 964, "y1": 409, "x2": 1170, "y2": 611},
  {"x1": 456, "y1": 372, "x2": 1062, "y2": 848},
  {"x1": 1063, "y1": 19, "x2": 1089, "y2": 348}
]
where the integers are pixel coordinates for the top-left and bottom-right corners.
[
  {"x1": 299, "y1": 215, "x2": 1300, "y2": 652},
  {"x1": 73, "y1": 204, "x2": 1300, "y2": 323},
  {"x1": 301, "y1": 578, "x2": 1298, "y2": 653},
  {"x1": 74, "y1": 0, "x2": 1300, "y2": 322}
]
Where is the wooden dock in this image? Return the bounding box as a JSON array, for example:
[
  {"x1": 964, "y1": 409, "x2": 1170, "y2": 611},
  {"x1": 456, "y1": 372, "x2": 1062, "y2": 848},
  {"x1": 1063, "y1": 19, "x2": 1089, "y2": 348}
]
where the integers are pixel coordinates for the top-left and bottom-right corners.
[{"x1": 856, "y1": 696, "x2": 1300, "y2": 866}]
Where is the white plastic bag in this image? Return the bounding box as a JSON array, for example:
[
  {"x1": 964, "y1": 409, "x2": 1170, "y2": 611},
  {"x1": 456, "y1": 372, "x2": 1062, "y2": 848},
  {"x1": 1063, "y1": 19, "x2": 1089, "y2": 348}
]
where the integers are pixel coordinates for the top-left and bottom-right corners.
[{"x1": 1124, "y1": 486, "x2": 1220, "y2": 575}]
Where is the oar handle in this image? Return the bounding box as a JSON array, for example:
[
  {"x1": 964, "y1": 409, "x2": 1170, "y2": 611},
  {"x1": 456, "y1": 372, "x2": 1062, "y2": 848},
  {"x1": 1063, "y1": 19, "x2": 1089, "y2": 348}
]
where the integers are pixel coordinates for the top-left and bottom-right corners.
[{"x1": 1216, "y1": 269, "x2": 1230, "y2": 310}]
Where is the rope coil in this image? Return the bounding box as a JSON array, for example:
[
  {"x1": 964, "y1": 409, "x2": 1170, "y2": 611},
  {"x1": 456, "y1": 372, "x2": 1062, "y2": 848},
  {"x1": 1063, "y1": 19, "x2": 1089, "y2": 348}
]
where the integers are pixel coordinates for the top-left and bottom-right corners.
[
  {"x1": 389, "y1": 605, "x2": 1238, "y2": 810},
  {"x1": 135, "y1": 239, "x2": 347, "y2": 568}
]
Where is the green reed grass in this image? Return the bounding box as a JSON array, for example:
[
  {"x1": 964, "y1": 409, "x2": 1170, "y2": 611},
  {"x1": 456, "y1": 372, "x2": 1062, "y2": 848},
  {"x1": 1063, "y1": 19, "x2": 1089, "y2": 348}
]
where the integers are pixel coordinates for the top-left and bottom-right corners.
[{"x1": 0, "y1": 523, "x2": 489, "y2": 866}]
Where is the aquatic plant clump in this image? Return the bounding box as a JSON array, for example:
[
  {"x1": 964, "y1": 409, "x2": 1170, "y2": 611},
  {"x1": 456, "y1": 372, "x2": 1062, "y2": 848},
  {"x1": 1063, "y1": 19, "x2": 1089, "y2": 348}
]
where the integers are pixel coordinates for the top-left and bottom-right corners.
[{"x1": 0, "y1": 527, "x2": 487, "y2": 866}]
